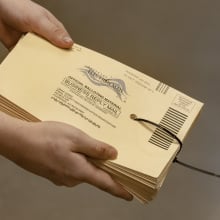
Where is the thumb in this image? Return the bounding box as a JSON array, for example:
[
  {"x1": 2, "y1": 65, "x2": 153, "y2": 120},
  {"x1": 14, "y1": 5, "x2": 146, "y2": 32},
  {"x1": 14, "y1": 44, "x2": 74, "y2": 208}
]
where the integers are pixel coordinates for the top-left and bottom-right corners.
[
  {"x1": 73, "y1": 134, "x2": 118, "y2": 160},
  {"x1": 30, "y1": 9, "x2": 73, "y2": 49}
]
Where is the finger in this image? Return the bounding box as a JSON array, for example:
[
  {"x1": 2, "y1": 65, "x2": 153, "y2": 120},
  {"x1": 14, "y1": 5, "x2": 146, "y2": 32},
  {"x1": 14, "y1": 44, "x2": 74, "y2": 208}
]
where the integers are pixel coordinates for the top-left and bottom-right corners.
[
  {"x1": 52, "y1": 177, "x2": 81, "y2": 188},
  {"x1": 0, "y1": 21, "x2": 22, "y2": 49},
  {"x1": 29, "y1": 9, "x2": 73, "y2": 49},
  {"x1": 73, "y1": 134, "x2": 118, "y2": 160},
  {"x1": 77, "y1": 159, "x2": 133, "y2": 201}
]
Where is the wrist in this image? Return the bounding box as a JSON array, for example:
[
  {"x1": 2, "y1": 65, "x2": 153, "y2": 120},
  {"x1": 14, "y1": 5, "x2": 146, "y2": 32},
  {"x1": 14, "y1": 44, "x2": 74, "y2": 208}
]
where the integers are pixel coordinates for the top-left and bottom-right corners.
[{"x1": 0, "y1": 112, "x2": 28, "y2": 160}]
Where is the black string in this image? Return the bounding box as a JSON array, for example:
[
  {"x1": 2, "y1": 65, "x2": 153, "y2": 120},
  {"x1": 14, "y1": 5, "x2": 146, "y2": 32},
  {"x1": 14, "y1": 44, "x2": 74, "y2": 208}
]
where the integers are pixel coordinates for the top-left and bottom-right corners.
[
  {"x1": 174, "y1": 158, "x2": 220, "y2": 178},
  {"x1": 130, "y1": 114, "x2": 220, "y2": 179}
]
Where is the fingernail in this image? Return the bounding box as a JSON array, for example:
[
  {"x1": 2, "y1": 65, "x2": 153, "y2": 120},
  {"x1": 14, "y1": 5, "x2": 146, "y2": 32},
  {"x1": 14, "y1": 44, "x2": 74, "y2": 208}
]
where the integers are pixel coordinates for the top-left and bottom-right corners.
[
  {"x1": 124, "y1": 193, "x2": 133, "y2": 201},
  {"x1": 63, "y1": 36, "x2": 73, "y2": 44},
  {"x1": 109, "y1": 148, "x2": 118, "y2": 159}
]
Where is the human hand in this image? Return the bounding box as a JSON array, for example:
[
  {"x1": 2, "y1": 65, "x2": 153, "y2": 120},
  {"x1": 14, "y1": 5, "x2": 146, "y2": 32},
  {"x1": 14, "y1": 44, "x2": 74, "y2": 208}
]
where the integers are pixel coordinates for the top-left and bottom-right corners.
[
  {"x1": 0, "y1": 114, "x2": 133, "y2": 201},
  {"x1": 0, "y1": 0, "x2": 73, "y2": 49}
]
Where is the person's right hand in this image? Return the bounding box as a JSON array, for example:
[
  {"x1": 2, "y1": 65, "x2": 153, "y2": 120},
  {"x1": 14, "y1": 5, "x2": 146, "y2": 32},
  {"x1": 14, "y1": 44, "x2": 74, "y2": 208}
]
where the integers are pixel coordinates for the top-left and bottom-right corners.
[{"x1": 0, "y1": 113, "x2": 133, "y2": 201}]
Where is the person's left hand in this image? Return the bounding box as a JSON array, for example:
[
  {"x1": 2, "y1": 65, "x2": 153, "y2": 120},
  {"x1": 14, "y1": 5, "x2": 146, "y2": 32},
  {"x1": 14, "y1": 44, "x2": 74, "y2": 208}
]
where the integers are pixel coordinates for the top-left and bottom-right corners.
[{"x1": 0, "y1": 0, "x2": 73, "y2": 49}]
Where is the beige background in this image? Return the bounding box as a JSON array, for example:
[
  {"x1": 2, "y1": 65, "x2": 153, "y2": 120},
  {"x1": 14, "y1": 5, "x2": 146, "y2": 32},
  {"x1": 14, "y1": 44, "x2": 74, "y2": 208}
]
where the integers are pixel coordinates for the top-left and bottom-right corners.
[{"x1": 1, "y1": 0, "x2": 220, "y2": 219}]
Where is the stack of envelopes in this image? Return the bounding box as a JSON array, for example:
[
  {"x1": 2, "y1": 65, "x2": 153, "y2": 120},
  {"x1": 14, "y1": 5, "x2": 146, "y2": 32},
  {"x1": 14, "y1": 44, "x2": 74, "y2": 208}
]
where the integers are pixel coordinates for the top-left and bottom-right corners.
[{"x1": 0, "y1": 33, "x2": 203, "y2": 203}]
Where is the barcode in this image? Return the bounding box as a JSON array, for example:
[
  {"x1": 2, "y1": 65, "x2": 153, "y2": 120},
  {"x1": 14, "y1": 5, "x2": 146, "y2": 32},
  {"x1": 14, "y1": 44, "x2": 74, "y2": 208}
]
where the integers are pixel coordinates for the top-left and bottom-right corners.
[
  {"x1": 149, "y1": 107, "x2": 188, "y2": 149},
  {"x1": 156, "y1": 82, "x2": 169, "y2": 94}
]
